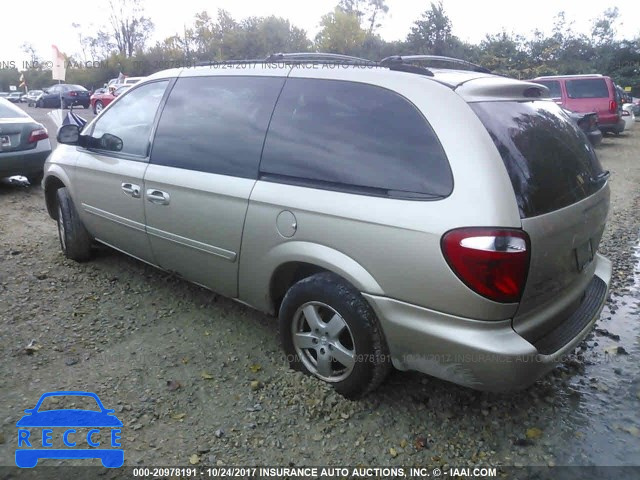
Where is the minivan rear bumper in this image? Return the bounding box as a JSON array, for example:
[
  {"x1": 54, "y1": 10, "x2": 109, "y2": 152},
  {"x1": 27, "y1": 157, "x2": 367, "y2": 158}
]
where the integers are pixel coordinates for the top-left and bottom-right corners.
[{"x1": 363, "y1": 253, "x2": 611, "y2": 392}]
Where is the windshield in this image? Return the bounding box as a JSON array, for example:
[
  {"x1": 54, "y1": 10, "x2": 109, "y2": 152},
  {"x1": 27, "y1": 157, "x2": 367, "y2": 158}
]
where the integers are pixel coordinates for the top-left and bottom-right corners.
[
  {"x1": 470, "y1": 100, "x2": 605, "y2": 218},
  {"x1": 38, "y1": 395, "x2": 101, "y2": 412}
]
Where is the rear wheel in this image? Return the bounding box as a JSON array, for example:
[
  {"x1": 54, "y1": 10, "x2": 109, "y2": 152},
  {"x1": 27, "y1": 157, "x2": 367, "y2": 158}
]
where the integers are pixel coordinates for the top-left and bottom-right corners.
[
  {"x1": 279, "y1": 272, "x2": 391, "y2": 399},
  {"x1": 56, "y1": 187, "x2": 92, "y2": 262},
  {"x1": 95, "y1": 100, "x2": 104, "y2": 114}
]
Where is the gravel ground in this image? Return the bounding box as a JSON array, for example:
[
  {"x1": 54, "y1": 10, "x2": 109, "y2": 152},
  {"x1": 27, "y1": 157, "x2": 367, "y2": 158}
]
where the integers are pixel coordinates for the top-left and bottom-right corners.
[{"x1": 0, "y1": 109, "x2": 639, "y2": 472}]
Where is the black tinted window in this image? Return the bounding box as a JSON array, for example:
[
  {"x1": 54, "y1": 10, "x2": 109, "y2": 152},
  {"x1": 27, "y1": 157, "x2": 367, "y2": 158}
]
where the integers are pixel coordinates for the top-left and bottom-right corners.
[
  {"x1": 534, "y1": 80, "x2": 561, "y2": 98},
  {"x1": 566, "y1": 78, "x2": 609, "y2": 99},
  {"x1": 88, "y1": 80, "x2": 169, "y2": 157},
  {"x1": 150, "y1": 76, "x2": 285, "y2": 178},
  {"x1": 471, "y1": 101, "x2": 605, "y2": 218},
  {"x1": 260, "y1": 78, "x2": 452, "y2": 198}
]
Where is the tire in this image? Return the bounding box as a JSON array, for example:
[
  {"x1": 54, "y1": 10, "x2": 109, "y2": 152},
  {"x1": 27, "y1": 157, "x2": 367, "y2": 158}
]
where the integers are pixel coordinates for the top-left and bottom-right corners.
[
  {"x1": 55, "y1": 187, "x2": 92, "y2": 262},
  {"x1": 27, "y1": 171, "x2": 44, "y2": 186},
  {"x1": 279, "y1": 272, "x2": 391, "y2": 399},
  {"x1": 95, "y1": 100, "x2": 104, "y2": 114}
]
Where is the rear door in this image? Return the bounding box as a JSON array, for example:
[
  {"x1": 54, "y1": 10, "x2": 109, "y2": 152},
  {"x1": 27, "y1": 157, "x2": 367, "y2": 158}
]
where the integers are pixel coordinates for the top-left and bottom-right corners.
[
  {"x1": 563, "y1": 77, "x2": 612, "y2": 119},
  {"x1": 470, "y1": 100, "x2": 609, "y2": 331},
  {"x1": 144, "y1": 73, "x2": 285, "y2": 298},
  {"x1": 73, "y1": 80, "x2": 170, "y2": 263}
]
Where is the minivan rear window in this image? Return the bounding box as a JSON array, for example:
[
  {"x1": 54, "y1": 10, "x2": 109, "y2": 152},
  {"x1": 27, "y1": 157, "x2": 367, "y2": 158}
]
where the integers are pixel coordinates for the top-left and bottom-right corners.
[
  {"x1": 470, "y1": 101, "x2": 606, "y2": 218},
  {"x1": 566, "y1": 78, "x2": 609, "y2": 99}
]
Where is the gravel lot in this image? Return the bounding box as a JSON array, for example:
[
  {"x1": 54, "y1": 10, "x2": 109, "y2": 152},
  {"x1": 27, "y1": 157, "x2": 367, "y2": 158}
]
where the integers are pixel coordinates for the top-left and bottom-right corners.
[{"x1": 1, "y1": 106, "x2": 639, "y2": 472}]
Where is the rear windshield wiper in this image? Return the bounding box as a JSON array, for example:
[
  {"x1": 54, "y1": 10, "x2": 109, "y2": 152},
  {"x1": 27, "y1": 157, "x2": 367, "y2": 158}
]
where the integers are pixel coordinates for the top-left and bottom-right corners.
[{"x1": 590, "y1": 170, "x2": 610, "y2": 184}]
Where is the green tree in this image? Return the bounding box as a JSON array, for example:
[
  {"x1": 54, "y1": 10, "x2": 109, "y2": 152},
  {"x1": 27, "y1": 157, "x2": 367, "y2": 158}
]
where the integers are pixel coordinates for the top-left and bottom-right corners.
[
  {"x1": 315, "y1": 7, "x2": 367, "y2": 54},
  {"x1": 108, "y1": 0, "x2": 154, "y2": 58},
  {"x1": 406, "y1": 1, "x2": 455, "y2": 55}
]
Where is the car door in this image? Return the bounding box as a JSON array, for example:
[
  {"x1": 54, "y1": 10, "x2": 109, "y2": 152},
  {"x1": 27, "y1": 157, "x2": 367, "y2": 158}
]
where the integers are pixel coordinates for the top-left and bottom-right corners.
[
  {"x1": 144, "y1": 73, "x2": 285, "y2": 298},
  {"x1": 73, "y1": 79, "x2": 171, "y2": 264}
]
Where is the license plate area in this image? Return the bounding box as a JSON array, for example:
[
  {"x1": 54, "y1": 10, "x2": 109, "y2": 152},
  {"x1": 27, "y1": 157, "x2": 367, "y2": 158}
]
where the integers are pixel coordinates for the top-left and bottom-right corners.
[{"x1": 575, "y1": 239, "x2": 594, "y2": 272}]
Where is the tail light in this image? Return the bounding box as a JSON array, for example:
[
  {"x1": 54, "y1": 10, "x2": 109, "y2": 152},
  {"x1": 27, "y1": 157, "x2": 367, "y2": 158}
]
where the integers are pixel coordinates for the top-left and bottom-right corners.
[
  {"x1": 609, "y1": 100, "x2": 617, "y2": 113},
  {"x1": 28, "y1": 128, "x2": 48, "y2": 143},
  {"x1": 441, "y1": 228, "x2": 530, "y2": 303},
  {"x1": 70, "y1": 91, "x2": 78, "y2": 97}
]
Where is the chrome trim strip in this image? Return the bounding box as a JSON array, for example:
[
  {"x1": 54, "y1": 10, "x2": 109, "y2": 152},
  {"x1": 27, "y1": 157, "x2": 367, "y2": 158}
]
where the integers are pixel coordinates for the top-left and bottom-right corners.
[
  {"x1": 146, "y1": 226, "x2": 237, "y2": 262},
  {"x1": 82, "y1": 204, "x2": 145, "y2": 232}
]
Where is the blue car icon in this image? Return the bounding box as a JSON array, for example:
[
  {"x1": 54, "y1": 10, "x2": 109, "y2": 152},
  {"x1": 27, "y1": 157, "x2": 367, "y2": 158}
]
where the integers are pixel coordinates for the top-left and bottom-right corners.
[{"x1": 16, "y1": 391, "x2": 123, "y2": 468}]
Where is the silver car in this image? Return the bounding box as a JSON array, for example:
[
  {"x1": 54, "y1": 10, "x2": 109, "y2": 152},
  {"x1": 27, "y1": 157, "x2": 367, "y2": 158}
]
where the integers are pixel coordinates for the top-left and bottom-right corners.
[
  {"x1": 43, "y1": 54, "x2": 611, "y2": 398},
  {"x1": 0, "y1": 98, "x2": 51, "y2": 183}
]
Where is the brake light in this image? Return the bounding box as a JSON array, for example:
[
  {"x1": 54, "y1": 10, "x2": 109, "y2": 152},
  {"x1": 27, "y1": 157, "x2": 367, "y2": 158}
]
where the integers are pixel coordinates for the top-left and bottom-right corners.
[
  {"x1": 609, "y1": 100, "x2": 617, "y2": 113},
  {"x1": 441, "y1": 228, "x2": 530, "y2": 303},
  {"x1": 70, "y1": 91, "x2": 78, "y2": 97},
  {"x1": 28, "y1": 128, "x2": 48, "y2": 143}
]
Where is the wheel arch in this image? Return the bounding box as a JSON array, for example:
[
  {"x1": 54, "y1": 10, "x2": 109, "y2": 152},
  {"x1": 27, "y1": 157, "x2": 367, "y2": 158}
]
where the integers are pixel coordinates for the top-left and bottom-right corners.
[
  {"x1": 261, "y1": 241, "x2": 385, "y2": 316},
  {"x1": 44, "y1": 173, "x2": 68, "y2": 220}
]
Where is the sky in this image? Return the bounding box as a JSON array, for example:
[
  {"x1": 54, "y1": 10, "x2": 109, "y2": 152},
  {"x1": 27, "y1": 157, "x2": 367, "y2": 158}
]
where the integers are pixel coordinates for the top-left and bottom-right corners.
[{"x1": 2, "y1": 0, "x2": 639, "y2": 64}]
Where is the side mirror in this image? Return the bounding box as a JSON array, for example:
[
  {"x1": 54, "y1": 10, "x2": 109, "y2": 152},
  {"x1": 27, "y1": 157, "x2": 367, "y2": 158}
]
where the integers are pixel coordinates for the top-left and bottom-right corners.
[
  {"x1": 99, "y1": 133, "x2": 123, "y2": 152},
  {"x1": 57, "y1": 124, "x2": 80, "y2": 145}
]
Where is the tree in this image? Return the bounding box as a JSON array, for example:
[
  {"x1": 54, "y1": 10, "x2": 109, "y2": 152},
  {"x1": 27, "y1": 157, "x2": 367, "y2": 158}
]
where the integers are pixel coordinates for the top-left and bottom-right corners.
[
  {"x1": 591, "y1": 7, "x2": 620, "y2": 46},
  {"x1": 339, "y1": 0, "x2": 389, "y2": 35},
  {"x1": 406, "y1": 1, "x2": 455, "y2": 55},
  {"x1": 108, "y1": 0, "x2": 154, "y2": 58},
  {"x1": 315, "y1": 7, "x2": 366, "y2": 54}
]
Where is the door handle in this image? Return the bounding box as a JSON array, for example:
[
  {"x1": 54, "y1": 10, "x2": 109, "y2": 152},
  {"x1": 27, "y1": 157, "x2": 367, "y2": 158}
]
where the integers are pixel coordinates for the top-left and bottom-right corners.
[
  {"x1": 146, "y1": 189, "x2": 170, "y2": 205},
  {"x1": 121, "y1": 182, "x2": 141, "y2": 198}
]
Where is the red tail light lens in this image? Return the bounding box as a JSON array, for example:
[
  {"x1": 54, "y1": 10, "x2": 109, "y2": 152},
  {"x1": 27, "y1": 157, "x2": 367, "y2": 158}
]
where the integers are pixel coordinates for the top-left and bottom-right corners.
[
  {"x1": 70, "y1": 91, "x2": 78, "y2": 97},
  {"x1": 609, "y1": 100, "x2": 617, "y2": 113},
  {"x1": 28, "y1": 128, "x2": 48, "y2": 143},
  {"x1": 441, "y1": 228, "x2": 530, "y2": 303}
]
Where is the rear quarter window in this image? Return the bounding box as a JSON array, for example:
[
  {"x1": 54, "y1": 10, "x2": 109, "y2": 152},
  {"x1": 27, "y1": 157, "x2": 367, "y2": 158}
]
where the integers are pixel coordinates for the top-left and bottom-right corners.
[
  {"x1": 470, "y1": 100, "x2": 606, "y2": 218},
  {"x1": 260, "y1": 78, "x2": 452, "y2": 199},
  {"x1": 566, "y1": 78, "x2": 609, "y2": 99},
  {"x1": 534, "y1": 80, "x2": 562, "y2": 99}
]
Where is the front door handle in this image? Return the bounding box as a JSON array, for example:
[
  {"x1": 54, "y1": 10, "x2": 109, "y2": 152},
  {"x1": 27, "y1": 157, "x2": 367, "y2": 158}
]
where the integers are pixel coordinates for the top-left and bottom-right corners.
[
  {"x1": 121, "y1": 182, "x2": 141, "y2": 198},
  {"x1": 146, "y1": 189, "x2": 170, "y2": 205}
]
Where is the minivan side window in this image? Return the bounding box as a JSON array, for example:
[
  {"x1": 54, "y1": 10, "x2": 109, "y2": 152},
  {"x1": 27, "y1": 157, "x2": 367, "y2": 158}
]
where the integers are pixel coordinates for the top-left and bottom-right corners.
[
  {"x1": 88, "y1": 80, "x2": 169, "y2": 157},
  {"x1": 534, "y1": 80, "x2": 561, "y2": 99},
  {"x1": 150, "y1": 76, "x2": 285, "y2": 179},
  {"x1": 260, "y1": 78, "x2": 452, "y2": 198}
]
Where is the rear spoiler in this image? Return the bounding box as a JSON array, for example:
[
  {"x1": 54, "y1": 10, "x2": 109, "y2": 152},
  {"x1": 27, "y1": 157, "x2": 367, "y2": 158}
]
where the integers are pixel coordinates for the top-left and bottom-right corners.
[{"x1": 456, "y1": 77, "x2": 551, "y2": 102}]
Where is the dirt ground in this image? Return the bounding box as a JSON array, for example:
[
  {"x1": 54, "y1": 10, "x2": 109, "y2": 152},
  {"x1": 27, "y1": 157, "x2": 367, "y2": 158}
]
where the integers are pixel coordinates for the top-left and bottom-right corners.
[{"x1": 1, "y1": 109, "x2": 639, "y2": 473}]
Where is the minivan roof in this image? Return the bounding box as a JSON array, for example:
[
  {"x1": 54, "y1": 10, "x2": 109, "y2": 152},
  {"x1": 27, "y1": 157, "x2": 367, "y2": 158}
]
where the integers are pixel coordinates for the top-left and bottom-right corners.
[{"x1": 533, "y1": 74, "x2": 604, "y2": 80}]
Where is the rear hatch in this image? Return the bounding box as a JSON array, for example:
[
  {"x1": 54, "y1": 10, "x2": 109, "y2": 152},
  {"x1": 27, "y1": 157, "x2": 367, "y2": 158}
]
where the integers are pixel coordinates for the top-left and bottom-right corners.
[{"x1": 465, "y1": 93, "x2": 609, "y2": 336}]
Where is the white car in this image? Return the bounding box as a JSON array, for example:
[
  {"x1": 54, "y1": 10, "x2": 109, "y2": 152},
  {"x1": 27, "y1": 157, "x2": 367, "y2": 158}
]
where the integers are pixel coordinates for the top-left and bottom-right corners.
[{"x1": 622, "y1": 103, "x2": 635, "y2": 131}]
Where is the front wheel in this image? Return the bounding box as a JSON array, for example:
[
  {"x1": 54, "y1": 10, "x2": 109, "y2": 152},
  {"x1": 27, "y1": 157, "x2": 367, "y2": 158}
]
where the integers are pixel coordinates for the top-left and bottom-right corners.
[
  {"x1": 279, "y1": 272, "x2": 391, "y2": 399},
  {"x1": 95, "y1": 101, "x2": 104, "y2": 114},
  {"x1": 56, "y1": 187, "x2": 92, "y2": 262}
]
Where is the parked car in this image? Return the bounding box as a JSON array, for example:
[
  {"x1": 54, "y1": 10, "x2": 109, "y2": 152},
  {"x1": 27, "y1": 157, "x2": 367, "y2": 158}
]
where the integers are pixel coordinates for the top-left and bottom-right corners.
[
  {"x1": 90, "y1": 85, "x2": 130, "y2": 114},
  {"x1": 621, "y1": 104, "x2": 635, "y2": 130},
  {"x1": 24, "y1": 90, "x2": 43, "y2": 106},
  {"x1": 35, "y1": 84, "x2": 90, "y2": 109},
  {"x1": 563, "y1": 108, "x2": 602, "y2": 146},
  {"x1": 0, "y1": 97, "x2": 51, "y2": 184},
  {"x1": 632, "y1": 97, "x2": 640, "y2": 117},
  {"x1": 6, "y1": 92, "x2": 23, "y2": 103},
  {"x1": 532, "y1": 74, "x2": 625, "y2": 135},
  {"x1": 45, "y1": 54, "x2": 611, "y2": 398}
]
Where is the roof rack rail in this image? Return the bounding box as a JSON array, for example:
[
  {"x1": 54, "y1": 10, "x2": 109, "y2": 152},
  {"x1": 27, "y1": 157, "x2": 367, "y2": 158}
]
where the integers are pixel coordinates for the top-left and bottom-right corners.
[
  {"x1": 381, "y1": 55, "x2": 491, "y2": 74},
  {"x1": 265, "y1": 52, "x2": 377, "y2": 65}
]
